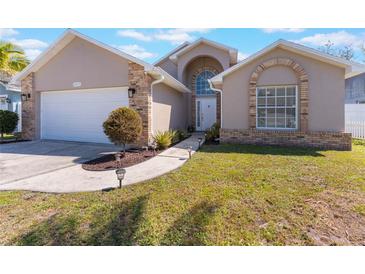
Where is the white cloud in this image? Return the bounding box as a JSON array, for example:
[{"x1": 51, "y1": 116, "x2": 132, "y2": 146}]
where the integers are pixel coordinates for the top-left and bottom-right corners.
[
  {"x1": 9, "y1": 38, "x2": 48, "y2": 49},
  {"x1": 0, "y1": 28, "x2": 18, "y2": 38},
  {"x1": 24, "y1": 49, "x2": 43, "y2": 60},
  {"x1": 116, "y1": 28, "x2": 213, "y2": 45},
  {"x1": 262, "y1": 28, "x2": 306, "y2": 33},
  {"x1": 237, "y1": 51, "x2": 249, "y2": 61},
  {"x1": 7, "y1": 38, "x2": 48, "y2": 60},
  {"x1": 154, "y1": 28, "x2": 212, "y2": 44},
  {"x1": 117, "y1": 44, "x2": 157, "y2": 59},
  {"x1": 117, "y1": 29, "x2": 152, "y2": 41},
  {"x1": 294, "y1": 31, "x2": 365, "y2": 47}
]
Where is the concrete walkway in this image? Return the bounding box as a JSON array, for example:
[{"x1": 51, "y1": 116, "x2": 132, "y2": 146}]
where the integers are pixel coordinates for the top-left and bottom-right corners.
[{"x1": 0, "y1": 133, "x2": 204, "y2": 193}]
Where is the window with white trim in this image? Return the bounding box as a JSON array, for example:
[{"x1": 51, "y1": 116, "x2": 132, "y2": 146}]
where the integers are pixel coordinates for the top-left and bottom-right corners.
[{"x1": 256, "y1": 85, "x2": 298, "y2": 130}]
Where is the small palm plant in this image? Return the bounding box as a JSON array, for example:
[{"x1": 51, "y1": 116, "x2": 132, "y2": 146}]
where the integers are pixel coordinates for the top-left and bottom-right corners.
[
  {"x1": 153, "y1": 130, "x2": 176, "y2": 150},
  {"x1": 0, "y1": 41, "x2": 29, "y2": 75}
]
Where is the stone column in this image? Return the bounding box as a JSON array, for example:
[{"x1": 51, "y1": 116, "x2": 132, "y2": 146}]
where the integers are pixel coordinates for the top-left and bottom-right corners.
[
  {"x1": 128, "y1": 62, "x2": 152, "y2": 146},
  {"x1": 21, "y1": 73, "x2": 36, "y2": 140}
]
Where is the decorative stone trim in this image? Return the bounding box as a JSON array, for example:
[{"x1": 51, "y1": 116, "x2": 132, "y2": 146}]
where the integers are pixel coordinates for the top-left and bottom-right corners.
[
  {"x1": 21, "y1": 73, "x2": 36, "y2": 140},
  {"x1": 220, "y1": 128, "x2": 352, "y2": 151},
  {"x1": 191, "y1": 66, "x2": 221, "y2": 129},
  {"x1": 249, "y1": 57, "x2": 309, "y2": 132},
  {"x1": 128, "y1": 62, "x2": 152, "y2": 146}
]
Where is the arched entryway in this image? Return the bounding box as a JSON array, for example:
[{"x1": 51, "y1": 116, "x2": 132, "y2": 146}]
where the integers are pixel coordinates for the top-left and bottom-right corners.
[{"x1": 182, "y1": 56, "x2": 224, "y2": 130}]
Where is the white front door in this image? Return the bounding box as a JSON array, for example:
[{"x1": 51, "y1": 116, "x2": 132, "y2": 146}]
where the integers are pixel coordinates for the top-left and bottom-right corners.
[{"x1": 196, "y1": 97, "x2": 216, "y2": 131}]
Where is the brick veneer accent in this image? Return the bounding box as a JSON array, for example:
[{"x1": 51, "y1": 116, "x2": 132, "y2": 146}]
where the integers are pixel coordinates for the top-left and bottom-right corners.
[
  {"x1": 191, "y1": 66, "x2": 221, "y2": 129},
  {"x1": 249, "y1": 57, "x2": 309, "y2": 132},
  {"x1": 128, "y1": 62, "x2": 153, "y2": 146},
  {"x1": 220, "y1": 129, "x2": 352, "y2": 151},
  {"x1": 21, "y1": 73, "x2": 36, "y2": 140}
]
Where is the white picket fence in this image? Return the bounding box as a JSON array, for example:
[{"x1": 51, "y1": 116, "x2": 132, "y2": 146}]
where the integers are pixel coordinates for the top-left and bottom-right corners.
[
  {"x1": 345, "y1": 104, "x2": 365, "y2": 139},
  {"x1": 346, "y1": 121, "x2": 365, "y2": 139}
]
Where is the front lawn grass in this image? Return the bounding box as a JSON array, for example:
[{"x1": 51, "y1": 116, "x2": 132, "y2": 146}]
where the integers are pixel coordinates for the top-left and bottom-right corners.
[
  {"x1": 1, "y1": 134, "x2": 15, "y2": 141},
  {"x1": 1, "y1": 142, "x2": 364, "y2": 245}
]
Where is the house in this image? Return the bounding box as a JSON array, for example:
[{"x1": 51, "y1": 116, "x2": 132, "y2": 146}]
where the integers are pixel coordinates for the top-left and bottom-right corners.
[
  {"x1": 0, "y1": 73, "x2": 21, "y2": 132},
  {"x1": 345, "y1": 71, "x2": 365, "y2": 104},
  {"x1": 344, "y1": 72, "x2": 365, "y2": 126},
  {"x1": 12, "y1": 29, "x2": 365, "y2": 150}
]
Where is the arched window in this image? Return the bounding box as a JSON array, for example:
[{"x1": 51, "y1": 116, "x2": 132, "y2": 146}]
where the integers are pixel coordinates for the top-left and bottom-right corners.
[{"x1": 195, "y1": 70, "x2": 216, "y2": 96}]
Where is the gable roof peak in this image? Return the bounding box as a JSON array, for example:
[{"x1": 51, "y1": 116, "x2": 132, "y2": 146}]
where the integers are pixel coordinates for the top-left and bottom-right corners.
[
  {"x1": 169, "y1": 37, "x2": 238, "y2": 64},
  {"x1": 211, "y1": 38, "x2": 361, "y2": 84},
  {"x1": 12, "y1": 28, "x2": 154, "y2": 83}
]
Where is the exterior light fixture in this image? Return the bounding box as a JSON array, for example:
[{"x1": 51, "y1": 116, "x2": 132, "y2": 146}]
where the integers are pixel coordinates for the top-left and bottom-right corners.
[
  {"x1": 21, "y1": 94, "x2": 28, "y2": 101},
  {"x1": 5, "y1": 98, "x2": 11, "y2": 104},
  {"x1": 115, "y1": 168, "x2": 126, "y2": 188},
  {"x1": 198, "y1": 137, "x2": 203, "y2": 148},
  {"x1": 128, "y1": 88, "x2": 136, "y2": 98},
  {"x1": 187, "y1": 146, "x2": 192, "y2": 159}
]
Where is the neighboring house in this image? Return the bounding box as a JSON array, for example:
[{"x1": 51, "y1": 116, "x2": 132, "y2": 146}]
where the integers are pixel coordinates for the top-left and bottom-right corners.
[
  {"x1": 345, "y1": 72, "x2": 365, "y2": 104},
  {"x1": 0, "y1": 75, "x2": 21, "y2": 132},
  {"x1": 12, "y1": 29, "x2": 365, "y2": 150}
]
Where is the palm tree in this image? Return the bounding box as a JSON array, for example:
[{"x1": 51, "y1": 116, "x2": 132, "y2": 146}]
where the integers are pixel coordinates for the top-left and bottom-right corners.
[{"x1": 0, "y1": 41, "x2": 29, "y2": 76}]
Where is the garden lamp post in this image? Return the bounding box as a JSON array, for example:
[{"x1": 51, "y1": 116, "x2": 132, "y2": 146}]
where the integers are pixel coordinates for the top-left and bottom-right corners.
[
  {"x1": 151, "y1": 141, "x2": 157, "y2": 156},
  {"x1": 115, "y1": 168, "x2": 126, "y2": 188},
  {"x1": 187, "y1": 146, "x2": 192, "y2": 159},
  {"x1": 198, "y1": 137, "x2": 203, "y2": 148}
]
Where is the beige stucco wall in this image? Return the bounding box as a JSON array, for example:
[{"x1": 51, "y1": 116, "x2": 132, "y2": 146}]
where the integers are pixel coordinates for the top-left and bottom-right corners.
[
  {"x1": 152, "y1": 83, "x2": 188, "y2": 133},
  {"x1": 257, "y1": 66, "x2": 297, "y2": 86},
  {"x1": 177, "y1": 44, "x2": 231, "y2": 82},
  {"x1": 34, "y1": 37, "x2": 130, "y2": 92},
  {"x1": 222, "y1": 48, "x2": 345, "y2": 132}
]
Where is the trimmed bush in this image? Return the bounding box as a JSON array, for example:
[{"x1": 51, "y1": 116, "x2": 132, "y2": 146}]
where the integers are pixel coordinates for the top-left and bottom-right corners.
[
  {"x1": 153, "y1": 130, "x2": 175, "y2": 150},
  {"x1": 205, "y1": 123, "x2": 220, "y2": 142},
  {"x1": 176, "y1": 129, "x2": 186, "y2": 142},
  {"x1": 0, "y1": 110, "x2": 19, "y2": 140},
  {"x1": 103, "y1": 107, "x2": 142, "y2": 154}
]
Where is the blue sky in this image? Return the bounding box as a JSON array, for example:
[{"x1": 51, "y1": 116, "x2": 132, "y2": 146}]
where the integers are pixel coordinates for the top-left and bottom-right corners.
[{"x1": 1, "y1": 28, "x2": 364, "y2": 63}]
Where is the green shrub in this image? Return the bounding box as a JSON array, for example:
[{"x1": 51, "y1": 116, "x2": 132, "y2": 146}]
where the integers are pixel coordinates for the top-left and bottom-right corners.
[
  {"x1": 176, "y1": 129, "x2": 186, "y2": 141},
  {"x1": 205, "y1": 123, "x2": 220, "y2": 142},
  {"x1": 153, "y1": 130, "x2": 175, "y2": 149},
  {"x1": 170, "y1": 130, "x2": 179, "y2": 143},
  {"x1": 103, "y1": 107, "x2": 142, "y2": 154},
  {"x1": 0, "y1": 110, "x2": 19, "y2": 140},
  {"x1": 353, "y1": 138, "x2": 365, "y2": 146}
]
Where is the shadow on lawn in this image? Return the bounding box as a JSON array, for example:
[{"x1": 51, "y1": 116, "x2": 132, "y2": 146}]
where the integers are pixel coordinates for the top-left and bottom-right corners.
[
  {"x1": 160, "y1": 201, "x2": 220, "y2": 246},
  {"x1": 201, "y1": 143, "x2": 325, "y2": 157},
  {"x1": 14, "y1": 195, "x2": 148, "y2": 246}
]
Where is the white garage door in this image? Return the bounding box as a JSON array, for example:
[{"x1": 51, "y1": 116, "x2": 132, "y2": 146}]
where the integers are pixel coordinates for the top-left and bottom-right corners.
[{"x1": 41, "y1": 87, "x2": 129, "y2": 143}]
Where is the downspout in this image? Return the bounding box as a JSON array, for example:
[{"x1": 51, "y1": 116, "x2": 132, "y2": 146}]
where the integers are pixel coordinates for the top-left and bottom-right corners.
[
  {"x1": 208, "y1": 79, "x2": 223, "y2": 128},
  {"x1": 150, "y1": 71, "x2": 165, "y2": 139}
]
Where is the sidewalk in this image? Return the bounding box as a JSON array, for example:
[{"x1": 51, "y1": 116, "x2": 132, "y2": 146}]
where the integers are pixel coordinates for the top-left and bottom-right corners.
[{"x1": 0, "y1": 133, "x2": 204, "y2": 193}]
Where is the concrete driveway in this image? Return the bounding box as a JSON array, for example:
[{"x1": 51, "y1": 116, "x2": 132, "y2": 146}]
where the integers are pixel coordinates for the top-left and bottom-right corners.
[
  {"x1": 0, "y1": 140, "x2": 118, "y2": 185},
  {"x1": 0, "y1": 134, "x2": 203, "y2": 193}
]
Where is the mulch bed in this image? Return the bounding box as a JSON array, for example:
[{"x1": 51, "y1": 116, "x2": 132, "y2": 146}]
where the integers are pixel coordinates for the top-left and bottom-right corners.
[
  {"x1": 82, "y1": 134, "x2": 192, "y2": 171},
  {"x1": 82, "y1": 149, "x2": 159, "y2": 171}
]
